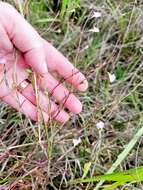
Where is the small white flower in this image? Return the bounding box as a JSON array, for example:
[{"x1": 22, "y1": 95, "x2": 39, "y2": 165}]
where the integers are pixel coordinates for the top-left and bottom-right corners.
[
  {"x1": 89, "y1": 27, "x2": 100, "y2": 33},
  {"x1": 91, "y1": 11, "x2": 101, "y2": 18},
  {"x1": 80, "y1": 45, "x2": 89, "y2": 53},
  {"x1": 108, "y1": 72, "x2": 116, "y2": 83},
  {"x1": 73, "y1": 137, "x2": 81, "y2": 147},
  {"x1": 83, "y1": 45, "x2": 89, "y2": 50},
  {"x1": 96, "y1": 121, "x2": 105, "y2": 129}
]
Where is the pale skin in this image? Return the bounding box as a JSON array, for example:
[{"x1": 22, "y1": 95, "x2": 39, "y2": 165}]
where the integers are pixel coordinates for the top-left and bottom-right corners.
[{"x1": 0, "y1": 2, "x2": 88, "y2": 123}]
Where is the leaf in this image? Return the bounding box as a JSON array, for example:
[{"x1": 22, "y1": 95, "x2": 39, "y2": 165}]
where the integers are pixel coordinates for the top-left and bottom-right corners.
[
  {"x1": 72, "y1": 166, "x2": 143, "y2": 185},
  {"x1": 61, "y1": 0, "x2": 70, "y2": 18}
]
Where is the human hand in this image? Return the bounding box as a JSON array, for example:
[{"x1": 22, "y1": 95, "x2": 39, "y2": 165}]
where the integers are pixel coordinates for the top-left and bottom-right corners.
[{"x1": 0, "y1": 2, "x2": 88, "y2": 123}]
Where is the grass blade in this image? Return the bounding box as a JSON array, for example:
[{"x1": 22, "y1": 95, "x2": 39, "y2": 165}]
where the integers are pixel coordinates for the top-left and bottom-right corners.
[{"x1": 71, "y1": 166, "x2": 143, "y2": 189}]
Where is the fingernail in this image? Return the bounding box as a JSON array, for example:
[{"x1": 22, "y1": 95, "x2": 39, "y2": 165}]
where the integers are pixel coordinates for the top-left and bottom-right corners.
[{"x1": 78, "y1": 80, "x2": 88, "y2": 91}]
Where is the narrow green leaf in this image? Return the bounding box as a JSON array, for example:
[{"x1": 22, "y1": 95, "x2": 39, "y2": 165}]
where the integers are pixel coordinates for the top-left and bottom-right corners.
[{"x1": 72, "y1": 166, "x2": 143, "y2": 184}]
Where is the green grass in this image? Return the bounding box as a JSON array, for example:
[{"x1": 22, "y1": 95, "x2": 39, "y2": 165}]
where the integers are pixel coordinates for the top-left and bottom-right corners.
[
  {"x1": 1, "y1": 0, "x2": 143, "y2": 189},
  {"x1": 72, "y1": 166, "x2": 143, "y2": 190}
]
